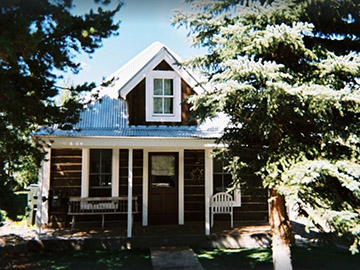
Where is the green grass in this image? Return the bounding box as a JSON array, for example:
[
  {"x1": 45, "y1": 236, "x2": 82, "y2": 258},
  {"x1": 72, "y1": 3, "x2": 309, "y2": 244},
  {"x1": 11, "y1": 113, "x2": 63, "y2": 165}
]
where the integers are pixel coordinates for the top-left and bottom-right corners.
[
  {"x1": 1, "y1": 249, "x2": 152, "y2": 270},
  {"x1": 2, "y1": 246, "x2": 360, "y2": 270},
  {"x1": 196, "y1": 246, "x2": 360, "y2": 270}
]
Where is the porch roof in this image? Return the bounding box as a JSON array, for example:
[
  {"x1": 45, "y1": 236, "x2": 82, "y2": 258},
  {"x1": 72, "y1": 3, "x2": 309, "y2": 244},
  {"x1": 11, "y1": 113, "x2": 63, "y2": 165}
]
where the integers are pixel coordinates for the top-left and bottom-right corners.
[{"x1": 37, "y1": 96, "x2": 225, "y2": 139}]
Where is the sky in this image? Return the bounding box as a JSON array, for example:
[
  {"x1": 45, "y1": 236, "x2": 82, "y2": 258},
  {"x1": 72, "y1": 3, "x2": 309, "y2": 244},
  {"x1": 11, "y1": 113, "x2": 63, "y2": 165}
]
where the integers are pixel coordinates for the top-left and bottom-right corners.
[{"x1": 61, "y1": 0, "x2": 207, "y2": 86}]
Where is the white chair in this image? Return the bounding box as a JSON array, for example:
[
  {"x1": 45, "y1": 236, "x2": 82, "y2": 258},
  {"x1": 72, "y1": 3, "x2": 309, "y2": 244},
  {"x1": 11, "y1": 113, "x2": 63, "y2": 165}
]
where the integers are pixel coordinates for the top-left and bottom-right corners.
[{"x1": 210, "y1": 192, "x2": 234, "y2": 228}]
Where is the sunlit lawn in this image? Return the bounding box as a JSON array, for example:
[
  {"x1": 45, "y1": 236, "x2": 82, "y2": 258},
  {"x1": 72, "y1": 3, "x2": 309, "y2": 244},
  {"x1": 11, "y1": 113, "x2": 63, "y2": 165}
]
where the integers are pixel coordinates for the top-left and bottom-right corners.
[
  {"x1": 1, "y1": 246, "x2": 360, "y2": 270},
  {"x1": 196, "y1": 246, "x2": 360, "y2": 270}
]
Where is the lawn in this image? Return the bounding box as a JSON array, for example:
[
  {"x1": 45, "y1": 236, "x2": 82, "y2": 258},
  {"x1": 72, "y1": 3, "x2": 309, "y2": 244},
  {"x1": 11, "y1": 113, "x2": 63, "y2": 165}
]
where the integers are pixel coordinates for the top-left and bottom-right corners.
[
  {"x1": 196, "y1": 246, "x2": 360, "y2": 270},
  {"x1": 1, "y1": 246, "x2": 360, "y2": 269},
  {"x1": 0, "y1": 249, "x2": 152, "y2": 270}
]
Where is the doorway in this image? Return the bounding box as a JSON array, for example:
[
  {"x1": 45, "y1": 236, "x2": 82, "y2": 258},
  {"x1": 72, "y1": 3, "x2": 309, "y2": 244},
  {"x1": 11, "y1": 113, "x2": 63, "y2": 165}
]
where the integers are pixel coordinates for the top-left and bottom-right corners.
[{"x1": 148, "y1": 152, "x2": 178, "y2": 224}]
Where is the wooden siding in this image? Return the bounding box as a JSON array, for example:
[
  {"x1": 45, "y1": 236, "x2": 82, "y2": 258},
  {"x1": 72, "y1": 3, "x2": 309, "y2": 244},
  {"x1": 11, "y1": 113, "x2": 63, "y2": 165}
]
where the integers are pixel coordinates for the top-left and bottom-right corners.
[
  {"x1": 49, "y1": 148, "x2": 82, "y2": 227},
  {"x1": 154, "y1": 60, "x2": 173, "y2": 70},
  {"x1": 119, "y1": 149, "x2": 143, "y2": 222},
  {"x1": 215, "y1": 175, "x2": 269, "y2": 223},
  {"x1": 184, "y1": 150, "x2": 205, "y2": 222},
  {"x1": 127, "y1": 62, "x2": 197, "y2": 126}
]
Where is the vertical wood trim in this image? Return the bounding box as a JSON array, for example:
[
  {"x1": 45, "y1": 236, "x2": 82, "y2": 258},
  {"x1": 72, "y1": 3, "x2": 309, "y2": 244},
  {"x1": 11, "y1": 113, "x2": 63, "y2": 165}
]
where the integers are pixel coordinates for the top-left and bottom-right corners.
[
  {"x1": 37, "y1": 148, "x2": 51, "y2": 227},
  {"x1": 142, "y1": 149, "x2": 149, "y2": 226},
  {"x1": 179, "y1": 149, "x2": 184, "y2": 225},
  {"x1": 127, "y1": 148, "x2": 133, "y2": 238},
  {"x1": 112, "y1": 148, "x2": 119, "y2": 197},
  {"x1": 205, "y1": 148, "x2": 213, "y2": 236},
  {"x1": 81, "y1": 148, "x2": 89, "y2": 198}
]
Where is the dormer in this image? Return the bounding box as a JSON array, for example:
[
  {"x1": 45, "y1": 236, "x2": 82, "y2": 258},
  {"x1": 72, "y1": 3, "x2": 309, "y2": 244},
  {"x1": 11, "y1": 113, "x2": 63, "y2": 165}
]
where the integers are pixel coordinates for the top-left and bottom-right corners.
[{"x1": 98, "y1": 42, "x2": 204, "y2": 126}]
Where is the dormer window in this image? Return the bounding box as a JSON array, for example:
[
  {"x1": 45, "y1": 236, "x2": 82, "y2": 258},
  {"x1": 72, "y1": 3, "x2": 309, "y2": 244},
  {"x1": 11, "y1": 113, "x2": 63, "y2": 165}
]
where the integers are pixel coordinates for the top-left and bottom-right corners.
[
  {"x1": 153, "y1": 78, "x2": 174, "y2": 114},
  {"x1": 146, "y1": 70, "x2": 181, "y2": 122}
]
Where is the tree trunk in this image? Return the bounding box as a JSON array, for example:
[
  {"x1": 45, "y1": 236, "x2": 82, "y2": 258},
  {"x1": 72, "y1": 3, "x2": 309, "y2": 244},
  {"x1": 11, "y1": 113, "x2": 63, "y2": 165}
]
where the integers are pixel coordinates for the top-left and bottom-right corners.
[{"x1": 269, "y1": 188, "x2": 293, "y2": 270}]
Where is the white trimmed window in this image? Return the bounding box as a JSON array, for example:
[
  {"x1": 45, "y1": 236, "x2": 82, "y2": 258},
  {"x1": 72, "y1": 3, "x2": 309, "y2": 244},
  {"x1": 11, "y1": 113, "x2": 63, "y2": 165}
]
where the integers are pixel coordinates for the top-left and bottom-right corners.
[
  {"x1": 146, "y1": 70, "x2": 181, "y2": 122},
  {"x1": 213, "y1": 159, "x2": 241, "y2": 207},
  {"x1": 89, "y1": 149, "x2": 112, "y2": 197}
]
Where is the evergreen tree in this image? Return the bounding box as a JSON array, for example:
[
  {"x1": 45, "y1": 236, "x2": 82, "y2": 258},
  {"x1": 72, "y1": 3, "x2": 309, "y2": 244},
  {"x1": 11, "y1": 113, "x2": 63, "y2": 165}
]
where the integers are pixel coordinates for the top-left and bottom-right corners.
[
  {"x1": 0, "y1": 0, "x2": 121, "y2": 217},
  {"x1": 173, "y1": 1, "x2": 360, "y2": 269}
]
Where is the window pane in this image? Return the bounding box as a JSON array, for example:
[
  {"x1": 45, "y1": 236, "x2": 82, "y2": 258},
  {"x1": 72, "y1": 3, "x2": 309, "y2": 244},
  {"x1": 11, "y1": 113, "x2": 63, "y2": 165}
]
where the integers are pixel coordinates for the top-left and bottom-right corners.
[
  {"x1": 100, "y1": 175, "x2": 112, "y2": 186},
  {"x1": 90, "y1": 149, "x2": 100, "y2": 173},
  {"x1": 154, "y1": 79, "x2": 163, "y2": 95},
  {"x1": 213, "y1": 175, "x2": 225, "y2": 193},
  {"x1": 153, "y1": 97, "x2": 163, "y2": 113},
  {"x1": 164, "y1": 79, "x2": 173, "y2": 95},
  {"x1": 213, "y1": 159, "x2": 223, "y2": 173},
  {"x1": 163, "y1": 97, "x2": 173, "y2": 114},
  {"x1": 101, "y1": 149, "x2": 112, "y2": 173},
  {"x1": 151, "y1": 155, "x2": 175, "y2": 176},
  {"x1": 151, "y1": 155, "x2": 176, "y2": 188},
  {"x1": 90, "y1": 175, "x2": 100, "y2": 187},
  {"x1": 223, "y1": 174, "x2": 232, "y2": 189}
]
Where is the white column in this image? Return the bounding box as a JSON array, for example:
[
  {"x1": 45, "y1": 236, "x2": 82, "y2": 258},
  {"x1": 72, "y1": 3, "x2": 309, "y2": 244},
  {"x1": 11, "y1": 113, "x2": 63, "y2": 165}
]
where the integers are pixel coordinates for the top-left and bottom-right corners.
[
  {"x1": 36, "y1": 148, "x2": 51, "y2": 229},
  {"x1": 204, "y1": 148, "x2": 213, "y2": 236},
  {"x1": 142, "y1": 149, "x2": 148, "y2": 226},
  {"x1": 112, "y1": 149, "x2": 119, "y2": 197},
  {"x1": 81, "y1": 148, "x2": 90, "y2": 198},
  {"x1": 179, "y1": 149, "x2": 184, "y2": 225},
  {"x1": 127, "y1": 148, "x2": 133, "y2": 238}
]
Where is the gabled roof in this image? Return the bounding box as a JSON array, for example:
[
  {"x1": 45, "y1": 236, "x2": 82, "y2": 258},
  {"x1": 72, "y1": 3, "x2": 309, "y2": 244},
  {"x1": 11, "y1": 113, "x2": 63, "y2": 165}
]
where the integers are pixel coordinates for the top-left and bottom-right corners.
[
  {"x1": 96, "y1": 41, "x2": 206, "y2": 99},
  {"x1": 38, "y1": 96, "x2": 224, "y2": 139}
]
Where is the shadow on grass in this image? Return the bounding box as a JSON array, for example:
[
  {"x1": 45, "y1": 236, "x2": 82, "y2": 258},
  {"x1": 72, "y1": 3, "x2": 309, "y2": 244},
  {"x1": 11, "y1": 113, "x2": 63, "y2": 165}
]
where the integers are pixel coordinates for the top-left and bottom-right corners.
[
  {"x1": 1, "y1": 249, "x2": 152, "y2": 270},
  {"x1": 196, "y1": 246, "x2": 360, "y2": 270}
]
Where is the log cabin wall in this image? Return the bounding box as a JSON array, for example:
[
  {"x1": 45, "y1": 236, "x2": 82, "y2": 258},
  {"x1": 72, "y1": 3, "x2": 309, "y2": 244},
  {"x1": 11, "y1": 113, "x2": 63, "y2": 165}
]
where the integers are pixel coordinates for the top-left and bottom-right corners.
[
  {"x1": 49, "y1": 148, "x2": 82, "y2": 227},
  {"x1": 184, "y1": 149, "x2": 205, "y2": 222},
  {"x1": 214, "y1": 173, "x2": 269, "y2": 223},
  {"x1": 119, "y1": 149, "x2": 143, "y2": 222},
  {"x1": 127, "y1": 60, "x2": 197, "y2": 126}
]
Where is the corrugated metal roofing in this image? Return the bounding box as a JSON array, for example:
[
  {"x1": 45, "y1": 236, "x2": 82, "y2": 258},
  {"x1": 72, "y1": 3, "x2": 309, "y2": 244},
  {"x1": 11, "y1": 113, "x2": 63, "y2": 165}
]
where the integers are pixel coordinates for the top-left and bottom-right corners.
[
  {"x1": 38, "y1": 96, "x2": 224, "y2": 139},
  {"x1": 93, "y1": 41, "x2": 208, "y2": 99},
  {"x1": 95, "y1": 42, "x2": 178, "y2": 99},
  {"x1": 74, "y1": 96, "x2": 128, "y2": 129}
]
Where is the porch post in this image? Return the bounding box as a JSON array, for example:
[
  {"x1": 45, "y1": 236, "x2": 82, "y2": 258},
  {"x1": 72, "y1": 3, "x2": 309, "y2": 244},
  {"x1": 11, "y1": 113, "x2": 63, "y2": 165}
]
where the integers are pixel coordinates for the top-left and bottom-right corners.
[
  {"x1": 204, "y1": 148, "x2": 213, "y2": 236},
  {"x1": 36, "y1": 148, "x2": 51, "y2": 230},
  {"x1": 81, "y1": 148, "x2": 89, "y2": 198},
  {"x1": 142, "y1": 149, "x2": 148, "y2": 226},
  {"x1": 179, "y1": 149, "x2": 184, "y2": 225},
  {"x1": 112, "y1": 149, "x2": 119, "y2": 197},
  {"x1": 127, "y1": 148, "x2": 133, "y2": 238}
]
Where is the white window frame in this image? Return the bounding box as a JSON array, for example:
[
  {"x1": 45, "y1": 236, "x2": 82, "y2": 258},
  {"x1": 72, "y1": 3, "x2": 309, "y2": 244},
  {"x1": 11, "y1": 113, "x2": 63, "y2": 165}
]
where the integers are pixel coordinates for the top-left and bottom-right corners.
[
  {"x1": 213, "y1": 159, "x2": 241, "y2": 207},
  {"x1": 145, "y1": 70, "x2": 181, "y2": 122}
]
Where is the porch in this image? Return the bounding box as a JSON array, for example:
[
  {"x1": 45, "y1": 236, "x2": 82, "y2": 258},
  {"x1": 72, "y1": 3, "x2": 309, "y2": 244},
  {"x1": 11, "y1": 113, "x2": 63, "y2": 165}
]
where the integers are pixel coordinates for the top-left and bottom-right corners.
[{"x1": 38, "y1": 221, "x2": 271, "y2": 250}]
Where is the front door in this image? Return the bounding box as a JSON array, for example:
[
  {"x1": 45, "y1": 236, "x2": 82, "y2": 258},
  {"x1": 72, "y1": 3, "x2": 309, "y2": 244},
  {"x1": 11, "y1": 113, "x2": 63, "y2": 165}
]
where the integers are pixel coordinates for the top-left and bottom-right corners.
[{"x1": 148, "y1": 152, "x2": 178, "y2": 224}]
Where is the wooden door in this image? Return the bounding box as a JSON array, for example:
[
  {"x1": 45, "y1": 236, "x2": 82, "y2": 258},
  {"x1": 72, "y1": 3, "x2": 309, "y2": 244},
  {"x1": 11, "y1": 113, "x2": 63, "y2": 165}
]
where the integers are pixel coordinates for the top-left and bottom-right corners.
[{"x1": 148, "y1": 153, "x2": 178, "y2": 224}]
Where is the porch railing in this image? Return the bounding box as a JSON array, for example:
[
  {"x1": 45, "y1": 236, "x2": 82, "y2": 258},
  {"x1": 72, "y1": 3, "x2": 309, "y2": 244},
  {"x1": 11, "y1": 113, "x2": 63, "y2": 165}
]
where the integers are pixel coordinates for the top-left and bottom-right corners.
[{"x1": 68, "y1": 196, "x2": 139, "y2": 228}]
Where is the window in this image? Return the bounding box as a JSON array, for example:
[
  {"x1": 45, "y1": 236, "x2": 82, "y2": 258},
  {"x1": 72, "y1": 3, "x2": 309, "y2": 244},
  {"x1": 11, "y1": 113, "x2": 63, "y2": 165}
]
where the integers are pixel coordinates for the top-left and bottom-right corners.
[
  {"x1": 150, "y1": 154, "x2": 176, "y2": 188},
  {"x1": 153, "y1": 78, "x2": 174, "y2": 114},
  {"x1": 213, "y1": 159, "x2": 232, "y2": 194},
  {"x1": 213, "y1": 159, "x2": 241, "y2": 206},
  {"x1": 146, "y1": 70, "x2": 181, "y2": 122},
  {"x1": 89, "y1": 149, "x2": 112, "y2": 197}
]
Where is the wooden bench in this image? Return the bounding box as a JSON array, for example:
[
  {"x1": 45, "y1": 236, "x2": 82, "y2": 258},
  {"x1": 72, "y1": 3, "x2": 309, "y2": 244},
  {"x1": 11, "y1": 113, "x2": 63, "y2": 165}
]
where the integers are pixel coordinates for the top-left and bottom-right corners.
[{"x1": 68, "y1": 196, "x2": 139, "y2": 229}]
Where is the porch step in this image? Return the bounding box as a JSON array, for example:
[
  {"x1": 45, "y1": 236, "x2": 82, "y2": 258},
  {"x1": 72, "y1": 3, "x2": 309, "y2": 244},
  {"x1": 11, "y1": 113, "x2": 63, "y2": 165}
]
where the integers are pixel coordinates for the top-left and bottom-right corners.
[{"x1": 151, "y1": 246, "x2": 204, "y2": 270}]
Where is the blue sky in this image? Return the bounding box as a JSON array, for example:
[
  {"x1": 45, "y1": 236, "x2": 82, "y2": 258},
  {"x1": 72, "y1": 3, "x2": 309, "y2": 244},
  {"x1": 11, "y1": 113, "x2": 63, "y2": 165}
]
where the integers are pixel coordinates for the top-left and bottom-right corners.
[{"x1": 62, "y1": 0, "x2": 206, "y2": 86}]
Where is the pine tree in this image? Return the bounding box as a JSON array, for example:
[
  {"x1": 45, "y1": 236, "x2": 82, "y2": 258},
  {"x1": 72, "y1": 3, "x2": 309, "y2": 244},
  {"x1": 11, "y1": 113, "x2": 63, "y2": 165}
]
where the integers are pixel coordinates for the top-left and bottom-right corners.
[
  {"x1": 173, "y1": 1, "x2": 360, "y2": 269},
  {"x1": 0, "y1": 0, "x2": 121, "y2": 217}
]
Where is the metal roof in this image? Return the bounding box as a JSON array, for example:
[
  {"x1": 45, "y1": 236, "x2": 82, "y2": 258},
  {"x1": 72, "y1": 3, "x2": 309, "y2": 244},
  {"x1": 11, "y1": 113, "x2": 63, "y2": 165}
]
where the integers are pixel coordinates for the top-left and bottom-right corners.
[
  {"x1": 38, "y1": 96, "x2": 224, "y2": 139},
  {"x1": 94, "y1": 41, "x2": 207, "y2": 99}
]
